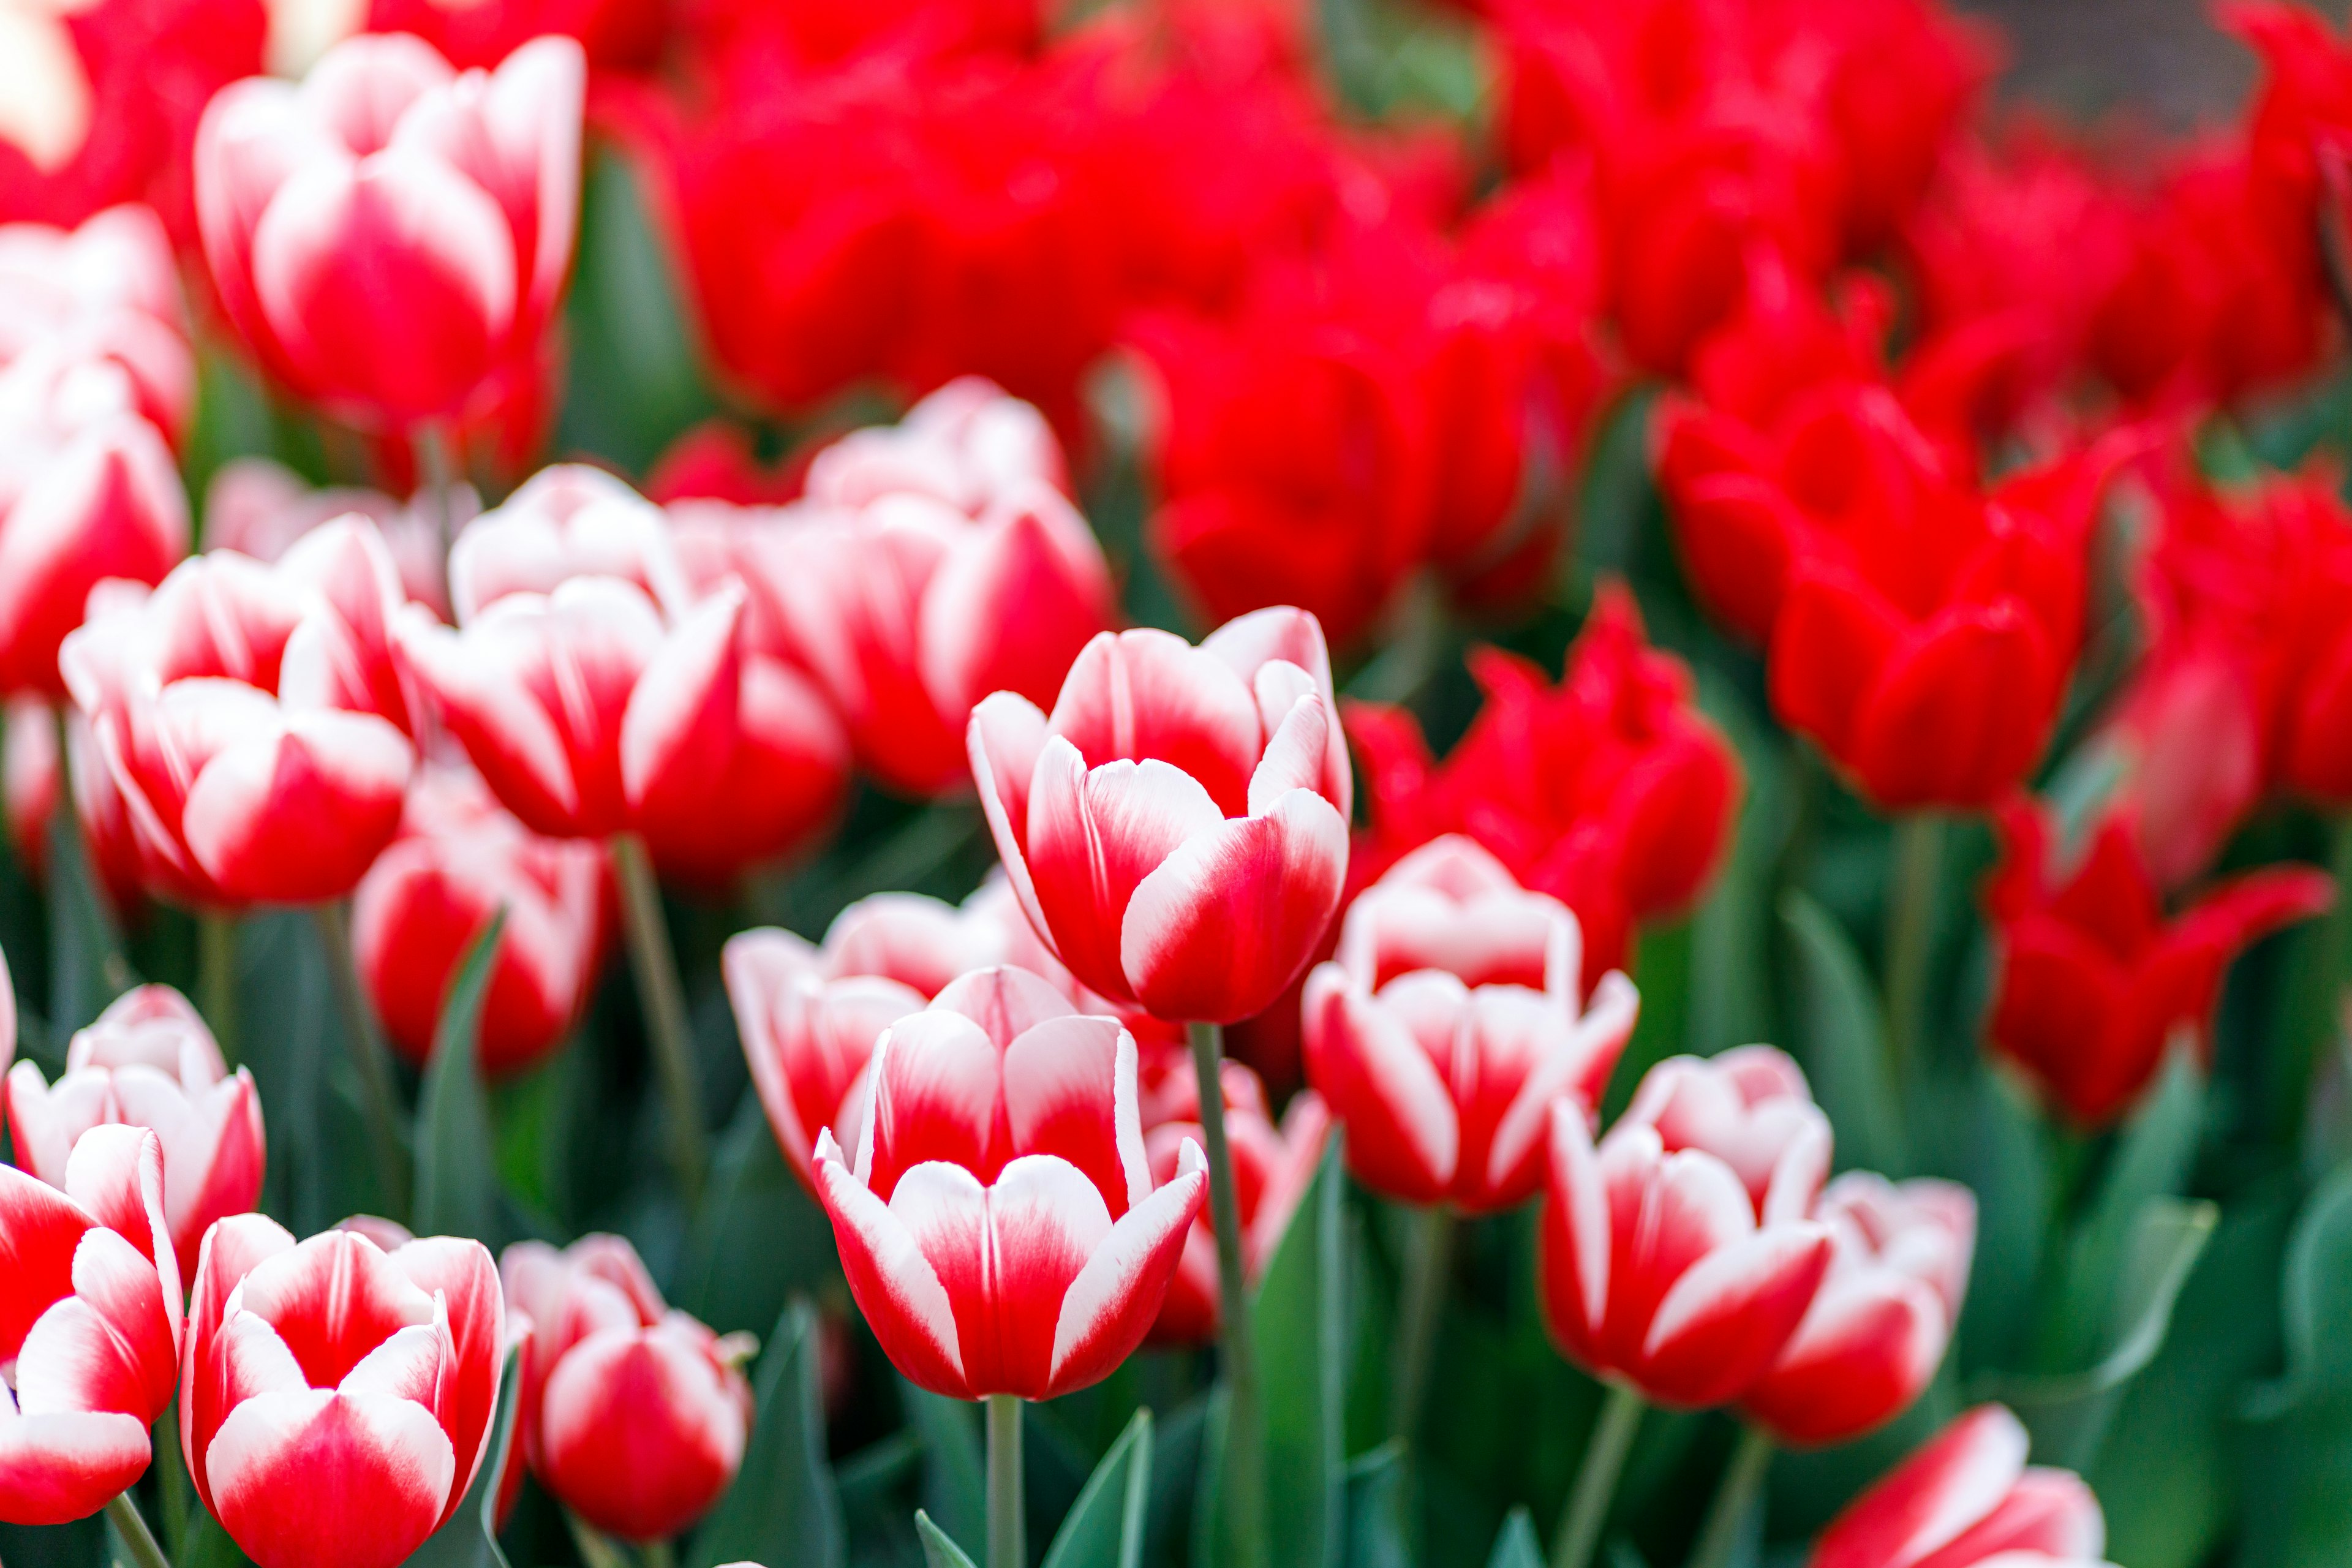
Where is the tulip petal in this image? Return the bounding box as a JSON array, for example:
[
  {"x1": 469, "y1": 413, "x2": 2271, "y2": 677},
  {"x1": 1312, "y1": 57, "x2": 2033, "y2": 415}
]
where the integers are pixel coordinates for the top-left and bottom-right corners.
[
  {"x1": 1637, "y1": 1221, "x2": 1832, "y2": 1408},
  {"x1": 1048, "y1": 630, "x2": 1263, "y2": 816},
  {"x1": 1003, "y1": 1014, "x2": 1146, "y2": 1216},
  {"x1": 968, "y1": 692, "x2": 1052, "y2": 935},
  {"x1": 1770, "y1": 567, "x2": 1905, "y2": 762},
  {"x1": 0, "y1": 1162, "x2": 93, "y2": 1362},
  {"x1": 1049, "y1": 1143, "x2": 1208, "y2": 1396},
  {"x1": 1301, "y1": 967, "x2": 1458, "y2": 1204},
  {"x1": 813, "y1": 1136, "x2": 965, "y2": 1398},
  {"x1": 207, "y1": 1389, "x2": 458, "y2": 1568},
  {"x1": 0, "y1": 1403, "x2": 153, "y2": 1526},
  {"x1": 1813, "y1": 1406, "x2": 2031, "y2": 1568},
  {"x1": 1849, "y1": 601, "x2": 2058, "y2": 809}
]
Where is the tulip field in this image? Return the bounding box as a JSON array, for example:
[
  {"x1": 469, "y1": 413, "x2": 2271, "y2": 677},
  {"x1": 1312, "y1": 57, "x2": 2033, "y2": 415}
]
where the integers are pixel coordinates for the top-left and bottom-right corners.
[{"x1": 10, "y1": 1, "x2": 2352, "y2": 1567}]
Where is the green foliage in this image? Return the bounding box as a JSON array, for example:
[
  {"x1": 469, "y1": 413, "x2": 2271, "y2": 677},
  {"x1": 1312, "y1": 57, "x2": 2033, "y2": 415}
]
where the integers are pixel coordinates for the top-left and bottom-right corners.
[
  {"x1": 414, "y1": 912, "x2": 508, "y2": 1243},
  {"x1": 692, "y1": 1300, "x2": 846, "y2": 1568}
]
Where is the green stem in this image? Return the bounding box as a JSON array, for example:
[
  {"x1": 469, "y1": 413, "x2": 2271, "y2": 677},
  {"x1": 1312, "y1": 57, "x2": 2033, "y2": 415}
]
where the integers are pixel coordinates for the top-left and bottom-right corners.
[
  {"x1": 198, "y1": 913, "x2": 239, "y2": 1066},
  {"x1": 565, "y1": 1509, "x2": 632, "y2": 1568},
  {"x1": 415, "y1": 422, "x2": 459, "y2": 556},
  {"x1": 153, "y1": 1407, "x2": 190, "y2": 1555},
  {"x1": 1550, "y1": 1381, "x2": 1644, "y2": 1568},
  {"x1": 986, "y1": 1393, "x2": 1024, "y2": 1568},
  {"x1": 1387, "y1": 1204, "x2": 1456, "y2": 1446},
  {"x1": 610, "y1": 833, "x2": 708, "y2": 1207},
  {"x1": 638, "y1": 1538, "x2": 677, "y2": 1568},
  {"x1": 1687, "y1": 1425, "x2": 1775, "y2": 1568},
  {"x1": 308, "y1": 900, "x2": 410, "y2": 1222},
  {"x1": 2276, "y1": 812, "x2": 2352, "y2": 1138},
  {"x1": 1188, "y1": 1019, "x2": 1267, "y2": 1568},
  {"x1": 1883, "y1": 813, "x2": 1944, "y2": 1091},
  {"x1": 104, "y1": 1491, "x2": 170, "y2": 1568}
]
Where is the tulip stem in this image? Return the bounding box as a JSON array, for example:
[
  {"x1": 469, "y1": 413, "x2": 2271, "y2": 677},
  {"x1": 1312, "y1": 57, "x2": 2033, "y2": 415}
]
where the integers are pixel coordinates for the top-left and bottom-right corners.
[
  {"x1": 1188, "y1": 1018, "x2": 1268, "y2": 1568},
  {"x1": 1550, "y1": 1380, "x2": 1644, "y2": 1568},
  {"x1": 310, "y1": 899, "x2": 411, "y2": 1223},
  {"x1": 1387, "y1": 1204, "x2": 1456, "y2": 1446},
  {"x1": 199, "y1": 912, "x2": 239, "y2": 1066},
  {"x1": 564, "y1": 1509, "x2": 632, "y2": 1568},
  {"x1": 610, "y1": 833, "x2": 709, "y2": 1208},
  {"x1": 1883, "y1": 813, "x2": 1943, "y2": 1093},
  {"x1": 986, "y1": 1393, "x2": 1024, "y2": 1568},
  {"x1": 1687, "y1": 1423, "x2": 1775, "y2": 1568},
  {"x1": 104, "y1": 1491, "x2": 170, "y2": 1568},
  {"x1": 417, "y1": 423, "x2": 459, "y2": 558}
]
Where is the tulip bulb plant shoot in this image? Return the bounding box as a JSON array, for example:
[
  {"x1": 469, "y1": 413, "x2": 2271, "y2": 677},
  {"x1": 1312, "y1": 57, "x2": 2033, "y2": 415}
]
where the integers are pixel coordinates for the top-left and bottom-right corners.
[{"x1": 12, "y1": 2, "x2": 2352, "y2": 1567}]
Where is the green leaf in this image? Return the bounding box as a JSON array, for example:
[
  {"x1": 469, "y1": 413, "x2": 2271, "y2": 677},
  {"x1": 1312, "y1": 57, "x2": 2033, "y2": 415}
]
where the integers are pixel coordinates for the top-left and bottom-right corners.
[
  {"x1": 1778, "y1": 891, "x2": 1904, "y2": 1176},
  {"x1": 1602, "y1": 921, "x2": 1691, "y2": 1123},
  {"x1": 1340, "y1": 1442, "x2": 1409, "y2": 1568},
  {"x1": 1232, "y1": 1134, "x2": 1348, "y2": 1567},
  {"x1": 914, "y1": 1512, "x2": 980, "y2": 1568},
  {"x1": 1985, "y1": 1197, "x2": 2217, "y2": 1471},
  {"x1": 2251, "y1": 1162, "x2": 2352, "y2": 1414},
  {"x1": 1953, "y1": 1065, "x2": 2051, "y2": 1373},
  {"x1": 1039, "y1": 1408, "x2": 1152, "y2": 1568},
  {"x1": 2235, "y1": 1164, "x2": 2352, "y2": 1568},
  {"x1": 907, "y1": 1381, "x2": 987, "y2": 1548},
  {"x1": 690, "y1": 1299, "x2": 844, "y2": 1568},
  {"x1": 674, "y1": 1093, "x2": 839, "y2": 1337},
  {"x1": 174, "y1": 1510, "x2": 253, "y2": 1568},
  {"x1": 1485, "y1": 1509, "x2": 1542, "y2": 1568},
  {"x1": 45, "y1": 804, "x2": 129, "y2": 1038},
  {"x1": 1187, "y1": 1389, "x2": 1229, "y2": 1568},
  {"x1": 413, "y1": 911, "x2": 507, "y2": 1243},
  {"x1": 402, "y1": 1344, "x2": 522, "y2": 1568}
]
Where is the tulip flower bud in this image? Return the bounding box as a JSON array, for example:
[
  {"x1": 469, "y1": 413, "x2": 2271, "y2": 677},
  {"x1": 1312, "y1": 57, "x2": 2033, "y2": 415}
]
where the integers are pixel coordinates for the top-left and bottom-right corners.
[
  {"x1": 4, "y1": 984, "x2": 265, "y2": 1280},
  {"x1": 969, "y1": 607, "x2": 1352, "y2": 1023},
  {"x1": 181, "y1": 1220, "x2": 506, "y2": 1568},
  {"x1": 1538, "y1": 1049, "x2": 1834, "y2": 1408},
  {"x1": 811, "y1": 966, "x2": 1208, "y2": 1400},
  {"x1": 1810, "y1": 1405, "x2": 2111, "y2": 1568},
  {"x1": 501, "y1": 1235, "x2": 754, "y2": 1542},
  {"x1": 1303, "y1": 835, "x2": 1638, "y2": 1212},
  {"x1": 0, "y1": 1125, "x2": 181, "y2": 1525}
]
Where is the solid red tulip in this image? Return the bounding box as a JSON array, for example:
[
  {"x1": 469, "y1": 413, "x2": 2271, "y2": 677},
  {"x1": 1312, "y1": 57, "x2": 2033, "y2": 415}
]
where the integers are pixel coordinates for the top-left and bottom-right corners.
[
  {"x1": 350, "y1": 766, "x2": 606, "y2": 1080},
  {"x1": 194, "y1": 32, "x2": 582, "y2": 431},
  {"x1": 1348, "y1": 584, "x2": 1740, "y2": 989},
  {"x1": 1985, "y1": 797, "x2": 2332, "y2": 1126},
  {"x1": 4, "y1": 984, "x2": 264, "y2": 1281},
  {"x1": 501, "y1": 1235, "x2": 753, "y2": 1542},
  {"x1": 1539, "y1": 1049, "x2": 1833, "y2": 1407},
  {"x1": 969, "y1": 607, "x2": 1352, "y2": 1023},
  {"x1": 364, "y1": 0, "x2": 668, "y2": 71},
  {"x1": 1302, "y1": 835, "x2": 1638, "y2": 1212},
  {"x1": 1141, "y1": 1056, "x2": 1328, "y2": 1344},
  {"x1": 1741, "y1": 1172, "x2": 1977, "y2": 1447},
  {"x1": 180, "y1": 1218, "x2": 505, "y2": 1568},
  {"x1": 0, "y1": 1125, "x2": 180, "y2": 1525},
  {"x1": 1810, "y1": 1404, "x2": 2108, "y2": 1568},
  {"x1": 811, "y1": 966, "x2": 1208, "y2": 1400}
]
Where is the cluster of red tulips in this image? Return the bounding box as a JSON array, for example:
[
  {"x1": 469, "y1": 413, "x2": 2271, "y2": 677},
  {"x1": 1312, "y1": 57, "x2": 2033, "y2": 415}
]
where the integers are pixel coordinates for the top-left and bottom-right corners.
[{"x1": 6, "y1": 0, "x2": 2352, "y2": 1565}]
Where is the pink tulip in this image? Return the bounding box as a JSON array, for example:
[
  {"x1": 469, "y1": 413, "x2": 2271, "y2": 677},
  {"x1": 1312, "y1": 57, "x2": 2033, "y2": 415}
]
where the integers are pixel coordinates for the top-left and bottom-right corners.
[
  {"x1": 1538, "y1": 1049, "x2": 1834, "y2": 1408},
  {"x1": 811, "y1": 966, "x2": 1208, "y2": 1400},
  {"x1": 1811, "y1": 1405, "x2": 2109, "y2": 1568},
  {"x1": 501, "y1": 1235, "x2": 753, "y2": 1542},
  {"x1": 194, "y1": 33, "x2": 582, "y2": 430},
  {"x1": 180, "y1": 1219, "x2": 505, "y2": 1568},
  {"x1": 4, "y1": 984, "x2": 265, "y2": 1281},
  {"x1": 0, "y1": 1125, "x2": 181, "y2": 1525},
  {"x1": 1302, "y1": 835, "x2": 1640, "y2": 1212},
  {"x1": 968, "y1": 608, "x2": 1352, "y2": 1023},
  {"x1": 1743, "y1": 1173, "x2": 1977, "y2": 1446}
]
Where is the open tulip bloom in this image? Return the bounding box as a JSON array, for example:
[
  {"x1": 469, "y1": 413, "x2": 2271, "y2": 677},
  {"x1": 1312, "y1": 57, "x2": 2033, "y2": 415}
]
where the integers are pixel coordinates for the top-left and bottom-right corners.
[{"x1": 1810, "y1": 1405, "x2": 2111, "y2": 1568}]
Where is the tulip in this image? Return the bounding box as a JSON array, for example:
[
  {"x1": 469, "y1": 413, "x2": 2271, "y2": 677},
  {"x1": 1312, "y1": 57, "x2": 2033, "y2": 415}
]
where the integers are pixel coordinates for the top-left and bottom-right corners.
[
  {"x1": 447, "y1": 464, "x2": 692, "y2": 627},
  {"x1": 194, "y1": 32, "x2": 583, "y2": 432},
  {"x1": 1141, "y1": 1057, "x2": 1328, "y2": 1344},
  {"x1": 4, "y1": 984, "x2": 265, "y2": 1280},
  {"x1": 1348, "y1": 584, "x2": 1740, "y2": 989},
  {"x1": 722, "y1": 380, "x2": 1115, "y2": 797},
  {"x1": 362, "y1": 0, "x2": 667, "y2": 70},
  {"x1": 968, "y1": 606, "x2": 1351, "y2": 1024},
  {"x1": 0, "y1": 1125, "x2": 180, "y2": 1526},
  {"x1": 4, "y1": 693, "x2": 58, "y2": 878},
  {"x1": 725, "y1": 891, "x2": 1006, "y2": 1190},
  {"x1": 180, "y1": 1218, "x2": 505, "y2": 1568},
  {"x1": 1301, "y1": 835, "x2": 1639, "y2": 1212},
  {"x1": 500, "y1": 1235, "x2": 753, "y2": 1542},
  {"x1": 1810, "y1": 1405, "x2": 2110, "y2": 1568},
  {"x1": 1985, "y1": 798, "x2": 2332, "y2": 1126},
  {"x1": 1538, "y1": 1047, "x2": 1834, "y2": 1407},
  {"x1": 203, "y1": 456, "x2": 462, "y2": 620},
  {"x1": 810, "y1": 965, "x2": 1208, "y2": 1401},
  {"x1": 1741, "y1": 1173, "x2": 1977, "y2": 1447},
  {"x1": 350, "y1": 766, "x2": 605, "y2": 1080}
]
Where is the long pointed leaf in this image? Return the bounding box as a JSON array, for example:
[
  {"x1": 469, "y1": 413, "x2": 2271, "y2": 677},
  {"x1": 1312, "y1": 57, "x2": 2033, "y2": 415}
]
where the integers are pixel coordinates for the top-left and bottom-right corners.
[
  {"x1": 690, "y1": 1298, "x2": 845, "y2": 1568},
  {"x1": 403, "y1": 1344, "x2": 524, "y2": 1568},
  {"x1": 413, "y1": 910, "x2": 507, "y2": 1242},
  {"x1": 1040, "y1": 1408, "x2": 1153, "y2": 1568}
]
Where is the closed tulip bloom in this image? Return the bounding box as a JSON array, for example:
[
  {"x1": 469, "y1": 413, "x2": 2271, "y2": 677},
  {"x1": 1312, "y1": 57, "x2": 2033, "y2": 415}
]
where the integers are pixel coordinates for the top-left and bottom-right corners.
[
  {"x1": 351, "y1": 767, "x2": 605, "y2": 1079},
  {"x1": 194, "y1": 32, "x2": 582, "y2": 429},
  {"x1": 812, "y1": 966, "x2": 1209, "y2": 1400},
  {"x1": 500, "y1": 1235, "x2": 753, "y2": 1542},
  {"x1": 447, "y1": 464, "x2": 692, "y2": 625},
  {"x1": 0, "y1": 1125, "x2": 180, "y2": 1525},
  {"x1": 1538, "y1": 1049, "x2": 1833, "y2": 1407},
  {"x1": 180, "y1": 1219, "x2": 505, "y2": 1568},
  {"x1": 59, "y1": 543, "x2": 417, "y2": 908},
  {"x1": 1986, "y1": 799, "x2": 2332, "y2": 1126},
  {"x1": 1302, "y1": 835, "x2": 1639, "y2": 1212},
  {"x1": 726, "y1": 890, "x2": 1017, "y2": 1188},
  {"x1": 1811, "y1": 1405, "x2": 2110, "y2": 1568},
  {"x1": 4, "y1": 984, "x2": 265, "y2": 1280},
  {"x1": 1141, "y1": 1058, "x2": 1329, "y2": 1344},
  {"x1": 969, "y1": 608, "x2": 1352, "y2": 1023},
  {"x1": 396, "y1": 560, "x2": 849, "y2": 884},
  {"x1": 1741, "y1": 1173, "x2": 1977, "y2": 1446},
  {"x1": 735, "y1": 383, "x2": 1115, "y2": 797}
]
